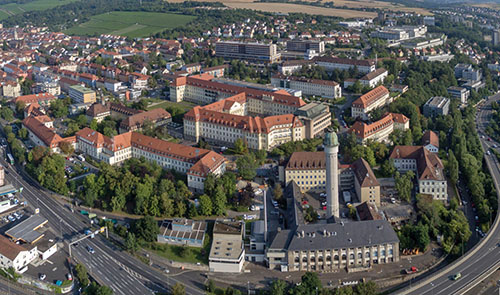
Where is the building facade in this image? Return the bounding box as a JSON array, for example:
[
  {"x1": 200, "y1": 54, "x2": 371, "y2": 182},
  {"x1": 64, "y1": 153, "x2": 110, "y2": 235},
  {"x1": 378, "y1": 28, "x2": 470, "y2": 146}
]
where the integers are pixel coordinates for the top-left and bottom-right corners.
[
  {"x1": 215, "y1": 41, "x2": 280, "y2": 63},
  {"x1": 209, "y1": 221, "x2": 245, "y2": 273},
  {"x1": 314, "y1": 57, "x2": 376, "y2": 74},
  {"x1": 271, "y1": 74, "x2": 341, "y2": 99},
  {"x1": 423, "y1": 96, "x2": 450, "y2": 117},
  {"x1": 349, "y1": 113, "x2": 409, "y2": 144},
  {"x1": 390, "y1": 146, "x2": 447, "y2": 201},
  {"x1": 75, "y1": 128, "x2": 226, "y2": 192},
  {"x1": 69, "y1": 85, "x2": 96, "y2": 104},
  {"x1": 351, "y1": 86, "x2": 391, "y2": 120},
  {"x1": 267, "y1": 221, "x2": 399, "y2": 272}
]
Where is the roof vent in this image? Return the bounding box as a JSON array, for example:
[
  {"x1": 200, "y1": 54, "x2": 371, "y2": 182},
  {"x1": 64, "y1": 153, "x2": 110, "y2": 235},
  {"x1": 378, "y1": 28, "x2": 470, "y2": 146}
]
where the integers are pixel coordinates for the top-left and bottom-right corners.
[{"x1": 348, "y1": 238, "x2": 352, "y2": 243}]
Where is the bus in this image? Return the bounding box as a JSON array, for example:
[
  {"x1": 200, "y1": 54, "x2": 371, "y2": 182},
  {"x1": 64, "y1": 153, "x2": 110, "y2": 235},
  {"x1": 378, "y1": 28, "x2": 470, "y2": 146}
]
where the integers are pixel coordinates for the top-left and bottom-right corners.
[{"x1": 6, "y1": 153, "x2": 14, "y2": 165}]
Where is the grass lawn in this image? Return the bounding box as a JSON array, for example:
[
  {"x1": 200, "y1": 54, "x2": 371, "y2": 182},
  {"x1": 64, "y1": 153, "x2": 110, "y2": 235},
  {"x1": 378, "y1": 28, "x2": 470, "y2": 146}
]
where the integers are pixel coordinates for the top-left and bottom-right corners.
[
  {"x1": 0, "y1": 0, "x2": 79, "y2": 20},
  {"x1": 148, "y1": 233, "x2": 211, "y2": 264},
  {"x1": 64, "y1": 11, "x2": 195, "y2": 38},
  {"x1": 146, "y1": 99, "x2": 196, "y2": 112}
]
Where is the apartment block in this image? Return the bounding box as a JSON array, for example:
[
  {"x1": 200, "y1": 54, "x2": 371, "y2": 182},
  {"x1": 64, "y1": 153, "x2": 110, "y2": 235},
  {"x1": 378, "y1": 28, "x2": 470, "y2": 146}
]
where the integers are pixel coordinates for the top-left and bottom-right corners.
[
  {"x1": 423, "y1": 96, "x2": 450, "y2": 117},
  {"x1": 447, "y1": 86, "x2": 469, "y2": 104},
  {"x1": 209, "y1": 221, "x2": 245, "y2": 273},
  {"x1": 390, "y1": 146, "x2": 447, "y2": 201},
  {"x1": 75, "y1": 128, "x2": 226, "y2": 192},
  {"x1": 69, "y1": 85, "x2": 96, "y2": 104},
  {"x1": 351, "y1": 86, "x2": 391, "y2": 120},
  {"x1": 349, "y1": 113, "x2": 409, "y2": 144},
  {"x1": 267, "y1": 220, "x2": 399, "y2": 272},
  {"x1": 294, "y1": 102, "x2": 332, "y2": 139},
  {"x1": 286, "y1": 39, "x2": 325, "y2": 53},
  {"x1": 315, "y1": 57, "x2": 376, "y2": 74},
  {"x1": 215, "y1": 41, "x2": 280, "y2": 63},
  {"x1": 271, "y1": 74, "x2": 341, "y2": 99}
]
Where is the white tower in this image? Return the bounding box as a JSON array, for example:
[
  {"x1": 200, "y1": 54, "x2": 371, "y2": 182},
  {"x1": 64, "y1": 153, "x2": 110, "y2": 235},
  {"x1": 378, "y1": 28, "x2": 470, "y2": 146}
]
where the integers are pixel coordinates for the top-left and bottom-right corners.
[{"x1": 324, "y1": 129, "x2": 339, "y2": 220}]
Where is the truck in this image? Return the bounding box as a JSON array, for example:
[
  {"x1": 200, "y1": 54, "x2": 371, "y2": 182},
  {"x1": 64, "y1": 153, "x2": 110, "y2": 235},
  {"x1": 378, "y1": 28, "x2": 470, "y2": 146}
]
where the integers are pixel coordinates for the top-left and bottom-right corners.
[{"x1": 404, "y1": 266, "x2": 418, "y2": 274}]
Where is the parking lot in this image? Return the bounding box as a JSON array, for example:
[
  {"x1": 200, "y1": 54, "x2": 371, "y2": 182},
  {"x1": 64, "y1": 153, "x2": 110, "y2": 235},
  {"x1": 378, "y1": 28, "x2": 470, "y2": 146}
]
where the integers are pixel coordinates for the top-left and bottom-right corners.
[{"x1": 25, "y1": 246, "x2": 73, "y2": 286}]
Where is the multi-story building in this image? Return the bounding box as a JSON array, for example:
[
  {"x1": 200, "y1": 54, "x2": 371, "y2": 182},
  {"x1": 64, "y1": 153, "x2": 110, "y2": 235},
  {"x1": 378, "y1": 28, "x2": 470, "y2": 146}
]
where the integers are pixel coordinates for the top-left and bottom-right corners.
[
  {"x1": 23, "y1": 116, "x2": 76, "y2": 153},
  {"x1": 0, "y1": 235, "x2": 38, "y2": 272},
  {"x1": 1, "y1": 81, "x2": 21, "y2": 98},
  {"x1": 271, "y1": 74, "x2": 341, "y2": 99},
  {"x1": 351, "y1": 86, "x2": 391, "y2": 120},
  {"x1": 184, "y1": 101, "x2": 305, "y2": 151},
  {"x1": 284, "y1": 151, "x2": 379, "y2": 205},
  {"x1": 278, "y1": 60, "x2": 314, "y2": 75},
  {"x1": 286, "y1": 39, "x2": 325, "y2": 53},
  {"x1": 314, "y1": 57, "x2": 376, "y2": 74},
  {"x1": 390, "y1": 146, "x2": 447, "y2": 201},
  {"x1": 423, "y1": 96, "x2": 450, "y2": 117},
  {"x1": 215, "y1": 41, "x2": 280, "y2": 63},
  {"x1": 454, "y1": 63, "x2": 481, "y2": 82},
  {"x1": 14, "y1": 93, "x2": 55, "y2": 107},
  {"x1": 358, "y1": 68, "x2": 388, "y2": 88},
  {"x1": 170, "y1": 74, "x2": 305, "y2": 116},
  {"x1": 370, "y1": 25, "x2": 427, "y2": 41},
  {"x1": 75, "y1": 128, "x2": 226, "y2": 192},
  {"x1": 33, "y1": 82, "x2": 61, "y2": 96},
  {"x1": 493, "y1": 29, "x2": 500, "y2": 46},
  {"x1": 69, "y1": 85, "x2": 96, "y2": 104},
  {"x1": 351, "y1": 158, "x2": 380, "y2": 206},
  {"x1": 209, "y1": 221, "x2": 245, "y2": 273},
  {"x1": 119, "y1": 108, "x2": 171, "y2": 133},
  {"x1": 266, "y1": 220, "x2": 399, "y2": 272},
  {"x1": 294, "y1": 102, "x2": 332, "y2": 139},
  {"x1": 447, "y1": 86, "x2": 469, "y2": 104},
  {"x1": 349, "y1": 113, "x2": 409, "y2": 144},
  {"x1": 422, "y1": 130, "x2": 439, "y2": 153}
]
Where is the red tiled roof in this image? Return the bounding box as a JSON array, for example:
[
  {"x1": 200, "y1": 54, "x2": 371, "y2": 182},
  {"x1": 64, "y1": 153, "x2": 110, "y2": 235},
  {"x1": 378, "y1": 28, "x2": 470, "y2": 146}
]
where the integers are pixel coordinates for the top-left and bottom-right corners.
[
  {"x1": 23, "y1": 116, "x2": 62, "y2": 147},
  {"x1": 15, "y1": 93, "x2": 55, "y2": 105},
  {"x1": 0, "y1": 235, "x2": 26, "y2": 260},
  {"x1": 422, "y1": 130, "x2": 439, "y2": 148},
  {"x1": 349, "y1": 113, "x2": 408, "y2": 139},
  {"x1": 120, "y1": 108, "x2": 171, "y2": 130},
  {"x1": 389, "y1": 145, "x2": 444, "y2": 181},
  {"x1": 352, "y1": 86, "x2": 389, "y2": 109}
]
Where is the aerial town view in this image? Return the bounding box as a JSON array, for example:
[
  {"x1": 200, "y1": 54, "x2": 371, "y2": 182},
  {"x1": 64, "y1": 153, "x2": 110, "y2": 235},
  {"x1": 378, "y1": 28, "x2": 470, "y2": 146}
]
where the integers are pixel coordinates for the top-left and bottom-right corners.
[{"x1": 0, "y1": 0, "x2": 499, "y2": 294}]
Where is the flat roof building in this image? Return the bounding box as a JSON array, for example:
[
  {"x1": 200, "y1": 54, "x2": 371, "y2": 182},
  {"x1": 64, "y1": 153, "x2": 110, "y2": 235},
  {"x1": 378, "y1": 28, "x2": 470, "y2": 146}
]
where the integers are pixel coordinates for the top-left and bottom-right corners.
[
  {"x1": 215, "y1": 41, "x2": 280, "y2": 63},
  {"x1": 209, "y1": 220, "x2": 245, "y2": 273},
  {"x1": 157, "y1": 219, "x2": 207, "y2": 247},
  {"x1": 5, "y1": 214, "x2": 48, "y2": 244},
  {"x1": 266, "y1": 220, "x2": 399, "y2": 272},
  {"x1": 423, "y1": 96, "x2": 450, "y2": 117},
  {"x1": 69, "y1": 85, "x2": 96, "y2": 104}
]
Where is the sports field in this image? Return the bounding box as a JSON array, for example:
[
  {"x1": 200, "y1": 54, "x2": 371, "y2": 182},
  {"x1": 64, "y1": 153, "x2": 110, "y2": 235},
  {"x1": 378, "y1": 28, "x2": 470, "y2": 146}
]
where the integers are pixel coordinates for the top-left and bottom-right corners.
[
  {"x1": 0, "y1": 0, "x2": 79, "y2": 20},
  {"x1": 64, "y1": 11, "x2": 195, "y2": 38}
]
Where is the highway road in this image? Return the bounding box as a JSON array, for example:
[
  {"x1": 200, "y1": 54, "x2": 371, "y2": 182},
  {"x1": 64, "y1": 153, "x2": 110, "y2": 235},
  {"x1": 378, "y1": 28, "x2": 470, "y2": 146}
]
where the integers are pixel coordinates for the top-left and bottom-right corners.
[
  {"x1": 0, "y1": 156, "x2": 207, "y2": 294},
  {"x1": 395, "y1": 94, "x2": 500, "y2": 295}
]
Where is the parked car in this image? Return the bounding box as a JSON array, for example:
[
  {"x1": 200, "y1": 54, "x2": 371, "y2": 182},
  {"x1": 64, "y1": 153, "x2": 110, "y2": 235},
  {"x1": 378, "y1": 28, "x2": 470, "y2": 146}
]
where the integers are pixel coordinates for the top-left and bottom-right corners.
[
  {"x1": 39, "y1": 274, "x2": 46, "y2": 280},
  {"x1": 66, "y1": 273, "x2": 73, "y2": 281}
]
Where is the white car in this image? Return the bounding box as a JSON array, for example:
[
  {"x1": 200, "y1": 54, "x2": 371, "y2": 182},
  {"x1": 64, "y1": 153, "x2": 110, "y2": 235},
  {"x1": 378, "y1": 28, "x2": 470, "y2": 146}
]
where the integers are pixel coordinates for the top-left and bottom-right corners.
[{"x1": 39, "y1": 274, "x2": 46, "y2": 280}]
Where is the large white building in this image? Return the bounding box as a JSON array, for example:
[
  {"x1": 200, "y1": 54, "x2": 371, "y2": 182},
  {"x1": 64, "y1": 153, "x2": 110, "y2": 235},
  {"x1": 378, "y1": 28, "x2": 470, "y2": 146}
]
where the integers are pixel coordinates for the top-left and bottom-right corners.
[
  {"x1": 184, "y1": 93, "x2": 306, "y2": 151},
  {"x1": 215, "y1": 41, "x2": 280, "y2": 63},
  {"x1": 170, "y1": 74, "x2": 305, "y2": 115},
  {"x1": 351, "y1": 86, "x2": 391, "y2": 120},
  {"x1": 209, "y1": 221, "x2": 245, "y2": 273},
  {"x1": 349, "y1": 113, "x2": 409, "y2": 144},
  {"x1": 390, "y1": 146, "x2": 447, "y2": 201},
  {"x1": 75, "y1": 128, "x2": 226, "y2": 192},
  {"x1": 271, "y1": 74, "x2": 341, "y2": 99},
  {"x1": 314, "y1": 57, "x2": 376, "y2": 74},
  {"x1": 0, "y1": 235, "x2": 38, "y2": 272}
]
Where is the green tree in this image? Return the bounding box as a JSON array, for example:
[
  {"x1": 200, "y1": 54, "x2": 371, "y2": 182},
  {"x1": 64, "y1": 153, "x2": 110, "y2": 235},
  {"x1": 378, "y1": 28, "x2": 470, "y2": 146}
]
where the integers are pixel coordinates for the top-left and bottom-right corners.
[
  {"x1": 448, "y1": 150, "x2": 459, "y2": 185},
  {"x1": 172, "y1": 283, "x2": 186, "y2": 295},
  {"x1": 273, "y1": 183, "x2": 283, "y2": 201},
  {"x1": 395, "y1": 171, "x2": 414, "y2": 202},
  {"x1": 90, "y1": 119, "x2": 98, "y2": 131},
  {"x1": 124, "y1": 232, "x2": 139, "y2": 253},
  {"x1": 269, "y1": 280, "x2": 287, "y2": 295},
  {"x1": 204, "y1": 173, "x2": 216, "y2": 197},
  {"x1": 74, "y1": 263, "x2": 89, "y2": 287},
  {"x1": 236, "y1": 153, "x2": 258, "y2": 180},
  {"x1": 354, "y1": 281, "x2": 378, "y2": 295},
  {"x1": 213, "y1": 185, "x2": 226, "y2": 216},
  {"x1": 83, "y1": 174, "x2": 99, "y2": 207},
  {"x1": 206, "y1": 280, "x2": 216, "y2": 293},
  {"x1": 132, "y1": 216, "x2": 159, "y2": 243},
  {"x1": 233, "y1": 138, "x2": 248, "y2": 154},
  {"x1": 199, "y1": 194, "x2": 213, "y2": 216},
  {"x1": 380, "y1": 159, "x2": 395, "y2": 177},
  {"x1": 15, "y1": 101, "x2": 26, "y2": 115},
  {"x1": 50, "y1": 99, "x2": 68, "y2": 118}
]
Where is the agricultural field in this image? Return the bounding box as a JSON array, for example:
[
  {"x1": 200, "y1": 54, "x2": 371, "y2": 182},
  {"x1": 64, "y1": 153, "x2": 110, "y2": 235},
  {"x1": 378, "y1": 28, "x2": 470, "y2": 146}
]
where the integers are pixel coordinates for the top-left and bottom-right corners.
[
  {"x1": 167, "y1": 0, "x2": 430, "y2": 17},
  {"x1": 0, "y1": 0, "x2": 79, "y2": 21},
  {"x1": 64, "y1": 11, "x2": 195, "y2": 38}
]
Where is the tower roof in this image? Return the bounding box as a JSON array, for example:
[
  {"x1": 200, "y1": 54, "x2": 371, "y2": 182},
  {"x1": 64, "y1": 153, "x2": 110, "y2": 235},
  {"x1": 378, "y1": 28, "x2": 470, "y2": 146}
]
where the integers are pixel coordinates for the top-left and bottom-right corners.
[{"x1": 324, "y1": 129, "x2": 339, "y2": 147}]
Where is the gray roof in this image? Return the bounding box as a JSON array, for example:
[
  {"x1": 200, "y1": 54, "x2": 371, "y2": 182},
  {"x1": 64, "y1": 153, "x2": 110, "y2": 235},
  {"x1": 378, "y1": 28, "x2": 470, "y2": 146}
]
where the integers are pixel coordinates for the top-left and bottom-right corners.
[
  {"x1": 0, "y1": 184, "x2": 17, "y2": 196},
  {"x1": 269, "y1": 229, "x2": 294, "y2": 250},
  {"x1": 286, "y1": 220, "x2": 399, "y2": 251},
  {"x1": 5, "y1": 214, "x2": 47, "y2": 243}
]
